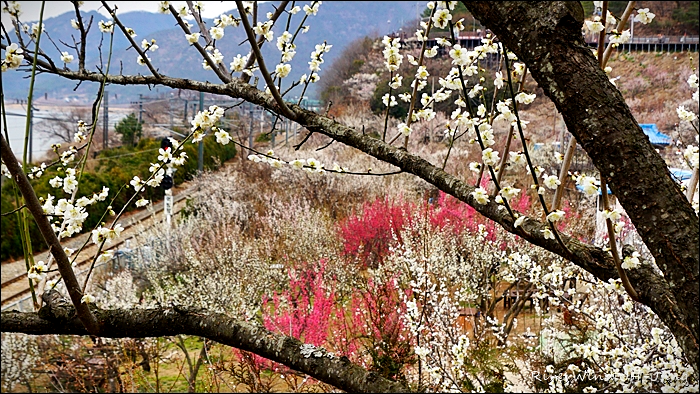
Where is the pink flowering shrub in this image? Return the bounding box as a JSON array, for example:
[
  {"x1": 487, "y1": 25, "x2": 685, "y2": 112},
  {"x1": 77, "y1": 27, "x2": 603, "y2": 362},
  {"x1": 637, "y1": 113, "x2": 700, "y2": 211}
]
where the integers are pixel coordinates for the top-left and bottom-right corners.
[
  {"x1": 339, "y1": 197, "x2": 414, "y2": 267},
  {"x1": 262, "y1": 260, "x2": 336, "y2": 347},
  {"x1": 340, "y1": 192, "x2": 534, "y2": 268},
  {"x1": 254, "y1": 258, "x2": 414, "y2": 382}
]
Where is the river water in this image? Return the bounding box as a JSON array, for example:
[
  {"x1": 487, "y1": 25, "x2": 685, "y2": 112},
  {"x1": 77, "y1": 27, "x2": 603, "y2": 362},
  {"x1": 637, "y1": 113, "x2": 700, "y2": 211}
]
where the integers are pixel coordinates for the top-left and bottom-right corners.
[{"x1": 2, "y1": 105, "x2": 127, "y2": 163}]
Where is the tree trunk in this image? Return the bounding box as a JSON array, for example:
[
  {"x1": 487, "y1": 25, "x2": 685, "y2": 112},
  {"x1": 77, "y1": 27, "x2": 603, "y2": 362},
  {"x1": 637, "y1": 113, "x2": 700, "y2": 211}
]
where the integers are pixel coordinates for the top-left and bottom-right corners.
[{"x1": 464, "y1": 1, "x2": 698, "y2": 370}]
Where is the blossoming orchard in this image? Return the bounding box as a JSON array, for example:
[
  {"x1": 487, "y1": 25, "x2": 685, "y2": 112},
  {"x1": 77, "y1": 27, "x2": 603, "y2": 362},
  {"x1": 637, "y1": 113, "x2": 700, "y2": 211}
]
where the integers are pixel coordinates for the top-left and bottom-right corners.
[{"x1": 1, "y1": 1, "x2": 699, "y2": 392}]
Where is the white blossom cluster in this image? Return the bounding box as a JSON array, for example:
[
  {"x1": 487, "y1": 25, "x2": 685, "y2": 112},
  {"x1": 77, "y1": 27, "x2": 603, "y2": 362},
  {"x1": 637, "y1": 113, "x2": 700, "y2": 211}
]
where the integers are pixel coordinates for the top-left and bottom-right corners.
[
  {"x1": 302, "y1": 41, "x2": 331, "y2": 84},
  {"x1": 41, "y1": 185, "x2": 109, "y2": 238},
  {"x1": 190, "y1": 105, "x2": 225, "y2": 143},
  {"x1": 535, "y1": 270, "x2": 698, "y2": 392},
  {"x1": 247, "y1": 150, "x2": 346, "y2": 174},
  {"x1": 2, "y1": 43, "x2": 23, "y2": 72},
  {"x1": 1, "y1": 333, "x2": 39, "y2": 392}
]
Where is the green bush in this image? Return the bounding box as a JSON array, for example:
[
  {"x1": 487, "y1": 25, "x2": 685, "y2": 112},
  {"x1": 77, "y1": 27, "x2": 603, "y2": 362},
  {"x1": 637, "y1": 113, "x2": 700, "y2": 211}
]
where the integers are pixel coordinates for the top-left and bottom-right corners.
[
  {"x1": 115, "y1": 113, "x2": 143, "y2": 147},
  {"x1": 0, "y1": 137, "x2": 236, "y2": 261}
]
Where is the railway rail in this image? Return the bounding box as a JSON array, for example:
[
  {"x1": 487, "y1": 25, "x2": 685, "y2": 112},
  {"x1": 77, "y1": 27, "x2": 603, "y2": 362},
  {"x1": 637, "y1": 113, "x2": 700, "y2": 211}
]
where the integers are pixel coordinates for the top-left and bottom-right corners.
[{"x1": 1, "y1": 187, "x2": 192, "y2": 311}]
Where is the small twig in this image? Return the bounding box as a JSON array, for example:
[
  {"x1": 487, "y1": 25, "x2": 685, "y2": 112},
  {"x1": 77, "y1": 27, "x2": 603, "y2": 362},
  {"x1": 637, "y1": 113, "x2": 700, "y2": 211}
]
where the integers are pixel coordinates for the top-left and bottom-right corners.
[
  {"x1": 315, "y1": 138, "x2": 335, "y2": 151},
  {"x1": 167, "y1": 5, "x2": 231, "y2": 83},
  {"x1": 102, "y1": 2, "x2": 161, "y2": 79},
  {"x1": 236, "y1": 138, "x2": 402, "y2": 176},
  {"x1": 71, "y1": 1, "x2": 91, "y2": 72},
  {"x1": 501, "y1": 44, "x2": 572, "y2": 256},
  {"x1": 1, "y1": 204, "x2": 26, "y2": 216},
  {"x1": 293, "y1": 130, "x2": 313, "y2": 150},
  {"x1": 600, "y1": 177, "x2": 639, "y2": 301},
  {"x1": 236, "y1": 1, "x2": 295, "y2": 120}
]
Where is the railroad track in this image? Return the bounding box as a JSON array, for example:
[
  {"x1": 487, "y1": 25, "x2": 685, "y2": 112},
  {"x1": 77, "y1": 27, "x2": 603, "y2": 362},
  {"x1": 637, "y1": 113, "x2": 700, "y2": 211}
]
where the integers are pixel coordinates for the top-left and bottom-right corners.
[{"x1": 1, "y1": 188, "x2": 193, "y2": 310}]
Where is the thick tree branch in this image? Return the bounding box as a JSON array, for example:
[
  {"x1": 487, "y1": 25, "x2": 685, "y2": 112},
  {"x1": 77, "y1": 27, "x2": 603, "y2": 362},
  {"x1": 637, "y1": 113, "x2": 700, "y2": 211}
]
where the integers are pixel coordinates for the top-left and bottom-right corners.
[{"x1": 1, "y1": 291, "x2": 408, "y2": 394}]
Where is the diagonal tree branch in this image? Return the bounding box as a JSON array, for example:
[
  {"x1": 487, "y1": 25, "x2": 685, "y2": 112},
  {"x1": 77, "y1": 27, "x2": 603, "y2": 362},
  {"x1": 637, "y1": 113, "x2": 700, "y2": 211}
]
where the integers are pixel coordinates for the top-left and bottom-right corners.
[
  {"x1": 0, "y1": 134, "x2": 101, "y2": 334},
  {"x1": 101, "y1": 1, "x2": 160, "y2": 79}
]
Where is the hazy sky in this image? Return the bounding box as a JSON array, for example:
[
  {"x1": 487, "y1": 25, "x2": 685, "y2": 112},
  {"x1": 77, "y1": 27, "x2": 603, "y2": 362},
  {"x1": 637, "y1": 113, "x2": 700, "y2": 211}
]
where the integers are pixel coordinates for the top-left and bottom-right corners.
[{"x1": 1, "y1": 1, "x2": 239, "y2": 27}]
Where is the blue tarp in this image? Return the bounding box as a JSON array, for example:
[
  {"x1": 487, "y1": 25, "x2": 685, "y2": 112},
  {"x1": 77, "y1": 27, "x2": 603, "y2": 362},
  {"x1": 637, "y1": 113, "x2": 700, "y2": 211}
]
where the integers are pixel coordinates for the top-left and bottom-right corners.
[
  {"x1": 669, "y1": 167, "x2": 693, "y2": 182},
  {"x1": 576, "y1": 167, "x2": 693, "y2": 195},
  {"x1": 640, "y1": 124, "x2": 672, "y2": 146}
]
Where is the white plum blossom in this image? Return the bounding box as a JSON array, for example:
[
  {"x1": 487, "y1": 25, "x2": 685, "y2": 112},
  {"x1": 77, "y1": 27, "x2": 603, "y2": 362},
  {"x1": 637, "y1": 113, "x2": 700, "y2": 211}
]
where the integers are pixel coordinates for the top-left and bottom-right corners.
[
  {"x1": 471, "y1": 187, "x2": 489, "y2": 205},
  {"x1": 185, "y1": 32, "x2": 200, "y2": 44},
  {"x1": 546, "y1": 210, "x2": 565, "y2": 222},
  {"x1": 60, "y1": 52, "x2": 74, "y2": 63},
  {"x1": 230, "y1": 54, "x2": 250, "y2": 72},
  {"x1": 432, "y1": 8, "x2": 452, "y2": 29},
  {"x1": 621, "y1": 252, "x2": 641, "y2": 269},
  {"x1": 500, "y1": 186, "x2": 520, "y2": 201},
  {"x1": 577, "y1": 175, "x2": 600, "y2": 196},
  {"x1": 481, "y1": 148, "x2": 499, "y2": 166},
  {"x1": 677, "y1": 105, "x2": 697, "y2": 122},
  {"x1": 585, "y1": 17, "x2": 604, "y2": 34},
  {"x1": 541, "y1": 228, "x2": 555, "y2": 239},
  {"x1": 543, "y1": 174, "x2": 561, "y2": 189},
  {"x1": 275, "y1": 63, "x2": 292, "y2": 78},
  {"x1": 382, "y1": 93, "x2": 397, "y2": 107},
  {"x1": 210, "y1": 26, "x2": 224, "y2": 40},
  {"x1": 634, "y1": 8, "x2": 655, "y2": 24},
  {"x1": 214, "y1": 128, "x2": 231, "y2": 145},
  {"x1": 688, "y1": 74, "x2": 698, "y2": 90},
  {"x1": 2, "y1": 43, "x2": 23, "y2": 71},
  {"x1": 515, "y1": 92, "x2": 536, "y2": 104},
  {"x1": 253, "y1": 21, "x2": 274, "y2": 41},
  {"x1": 382, "y1": 35, "x2": 403, "y2": 72},
  {"x1": 81, "y1": 294, "x2": 96, "y2": 304},
  {"x1": 303, "y1": 2, "x2": 320, "y2": 16},
  {"x1": 98, "y1": 20, "x2": 114, "y2": 33}
]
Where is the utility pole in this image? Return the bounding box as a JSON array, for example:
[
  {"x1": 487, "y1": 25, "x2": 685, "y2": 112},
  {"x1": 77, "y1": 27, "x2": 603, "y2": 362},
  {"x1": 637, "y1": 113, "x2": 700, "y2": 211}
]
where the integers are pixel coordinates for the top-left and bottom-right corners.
[
  {"x1": 161, "y1": 138, "x2": 174, "y2": 228},
  {"x1": 248, "y1": 102, "x2": 254, "y2": 153},
  {"x1": 138, "y1": 94, "x2": 143, "y2": 124},
  {"x1": 103, "y1": 90, "x2": 109, "y2": 150},
  {"x1": 169, "y1": 98, "x2": 173, "y2": 129},
  {"x1": 183, "y1": 99, "x2": 188, "y2": 123},
  {"x1": 271, "y1": 112, "x2": 276, "y2": 149},
  {"x1": 198, "y1": 91, "x2": 204, "y2": 172},
  {"x1": 28, "y1": 105, "x2": 34, "y2": 163}
]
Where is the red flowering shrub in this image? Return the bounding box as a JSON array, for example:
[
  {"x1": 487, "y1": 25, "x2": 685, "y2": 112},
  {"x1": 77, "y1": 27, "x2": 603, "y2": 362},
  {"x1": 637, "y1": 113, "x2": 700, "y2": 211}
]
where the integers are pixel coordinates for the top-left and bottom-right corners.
[{"x1": 338, "y1": 197, "x2": 414, "y2": 267}]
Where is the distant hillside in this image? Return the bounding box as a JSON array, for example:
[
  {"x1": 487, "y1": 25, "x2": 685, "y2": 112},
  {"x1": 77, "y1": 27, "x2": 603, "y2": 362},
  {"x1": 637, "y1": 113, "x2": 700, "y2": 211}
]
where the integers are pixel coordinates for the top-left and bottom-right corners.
[{"x1": 2, "y1": 2, "x2": 423, "y2": 103}]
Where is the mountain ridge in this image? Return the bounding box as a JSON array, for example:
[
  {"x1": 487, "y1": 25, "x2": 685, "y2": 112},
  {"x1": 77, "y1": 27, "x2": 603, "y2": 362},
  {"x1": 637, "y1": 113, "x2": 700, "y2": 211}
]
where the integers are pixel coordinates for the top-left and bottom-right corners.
[{"x1": 2, "y1": 2, "x2": 423, "y2": 103}]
